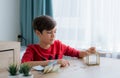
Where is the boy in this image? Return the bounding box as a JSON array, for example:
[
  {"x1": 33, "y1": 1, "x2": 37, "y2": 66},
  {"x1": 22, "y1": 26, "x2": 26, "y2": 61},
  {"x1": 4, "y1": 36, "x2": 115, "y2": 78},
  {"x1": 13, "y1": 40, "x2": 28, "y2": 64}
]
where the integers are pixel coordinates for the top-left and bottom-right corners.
[{"x1": 21, "y1": 15, "x2": 96, "y2": 67}]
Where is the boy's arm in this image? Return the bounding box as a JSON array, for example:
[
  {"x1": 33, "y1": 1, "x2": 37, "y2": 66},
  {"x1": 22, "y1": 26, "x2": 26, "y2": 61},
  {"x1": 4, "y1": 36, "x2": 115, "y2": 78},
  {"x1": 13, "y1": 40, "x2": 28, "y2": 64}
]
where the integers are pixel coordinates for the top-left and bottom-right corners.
[
  {"x1": 22, "y1": 60, "x2": 51, "y2": 67},
  {"x1": 22, "y1": 59, "x2": 70, "y2": 67},
  {"x1": 79, "y1": 47, "x2": 96, "y2": 58}
]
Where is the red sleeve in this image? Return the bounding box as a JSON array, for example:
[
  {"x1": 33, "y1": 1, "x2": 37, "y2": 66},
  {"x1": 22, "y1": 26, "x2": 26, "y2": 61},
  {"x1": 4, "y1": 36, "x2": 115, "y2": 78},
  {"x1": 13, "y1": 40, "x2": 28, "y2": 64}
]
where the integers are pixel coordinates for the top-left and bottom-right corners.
[
  {"x1": 57, "y1": 40, "x2": 80, "y2": 58},
  {"x1": 64, "y1": 46, "x2": 80, "y2": 58},
  {"x1": 21, "y1": 45, "x2": 34, "y2": 63}
]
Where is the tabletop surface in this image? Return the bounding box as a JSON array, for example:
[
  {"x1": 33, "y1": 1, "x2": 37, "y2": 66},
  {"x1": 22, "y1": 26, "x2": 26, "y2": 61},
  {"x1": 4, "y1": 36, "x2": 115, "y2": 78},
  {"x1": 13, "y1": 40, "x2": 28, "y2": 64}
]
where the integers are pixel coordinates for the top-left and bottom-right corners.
[{"x1": 0, "y1": 57, "x2": 120, "y2": 78}]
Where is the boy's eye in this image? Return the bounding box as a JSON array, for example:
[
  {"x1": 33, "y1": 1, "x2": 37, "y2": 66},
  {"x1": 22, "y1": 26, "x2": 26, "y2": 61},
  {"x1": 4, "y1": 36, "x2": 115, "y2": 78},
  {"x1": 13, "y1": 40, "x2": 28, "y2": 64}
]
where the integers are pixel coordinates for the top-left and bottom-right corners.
[
  {"x1": 47, "y1": 31, "x2": 52, "y2": 34},
  {"x1": 47, "y1": 30, "x2": 56, "y2": 34}
]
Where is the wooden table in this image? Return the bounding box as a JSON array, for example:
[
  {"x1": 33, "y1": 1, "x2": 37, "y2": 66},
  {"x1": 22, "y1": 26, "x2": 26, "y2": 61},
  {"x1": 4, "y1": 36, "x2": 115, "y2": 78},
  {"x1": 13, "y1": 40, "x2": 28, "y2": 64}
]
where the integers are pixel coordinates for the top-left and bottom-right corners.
[{"x1": 1, "y1": 57, "x2": 120, "y2": 78}]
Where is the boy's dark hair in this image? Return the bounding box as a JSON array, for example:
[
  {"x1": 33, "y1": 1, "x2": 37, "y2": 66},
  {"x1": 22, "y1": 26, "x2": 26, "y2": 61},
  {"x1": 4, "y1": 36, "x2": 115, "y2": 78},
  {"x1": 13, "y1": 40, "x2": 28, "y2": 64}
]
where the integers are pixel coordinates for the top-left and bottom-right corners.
[{"x1": 32, "y1": 15, "x2": 56, "y2": 33}]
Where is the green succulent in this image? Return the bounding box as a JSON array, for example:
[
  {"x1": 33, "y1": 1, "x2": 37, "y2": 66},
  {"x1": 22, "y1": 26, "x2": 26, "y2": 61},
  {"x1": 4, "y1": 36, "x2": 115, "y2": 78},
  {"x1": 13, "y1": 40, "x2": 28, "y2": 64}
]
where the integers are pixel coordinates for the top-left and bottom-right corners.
[
  {"x1": 22, "y1": 63, "x2": 31, "y2": 76},
  {"x1": 8, "y1": 64, "x2": 18, "y2": 76}
]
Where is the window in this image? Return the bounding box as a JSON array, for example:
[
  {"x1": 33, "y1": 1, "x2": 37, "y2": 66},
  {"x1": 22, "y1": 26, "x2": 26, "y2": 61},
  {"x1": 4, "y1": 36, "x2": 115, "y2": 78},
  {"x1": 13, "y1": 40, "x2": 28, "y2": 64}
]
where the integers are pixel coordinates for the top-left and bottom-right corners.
[{"x1": 52, "y1": 0, "x2": 120, "y2": 53}]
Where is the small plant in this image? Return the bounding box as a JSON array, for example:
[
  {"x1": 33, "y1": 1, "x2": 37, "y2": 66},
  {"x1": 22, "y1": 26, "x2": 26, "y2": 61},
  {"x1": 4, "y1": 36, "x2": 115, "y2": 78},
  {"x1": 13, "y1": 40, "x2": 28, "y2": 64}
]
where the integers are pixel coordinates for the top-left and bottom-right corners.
[
  {"x1": 8, "y1": 64, "x2": 18, "y2": 76},
  {"x1": 22, "y1": 63, "x2": 31, "y2": 76}
]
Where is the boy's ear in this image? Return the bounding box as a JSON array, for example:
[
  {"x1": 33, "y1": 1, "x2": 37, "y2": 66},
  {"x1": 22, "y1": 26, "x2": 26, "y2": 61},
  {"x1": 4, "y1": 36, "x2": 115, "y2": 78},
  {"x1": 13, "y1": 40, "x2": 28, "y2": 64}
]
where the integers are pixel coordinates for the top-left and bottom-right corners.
[{"x1": 35, "y1": 30, "x2": 41, "y2": 36}]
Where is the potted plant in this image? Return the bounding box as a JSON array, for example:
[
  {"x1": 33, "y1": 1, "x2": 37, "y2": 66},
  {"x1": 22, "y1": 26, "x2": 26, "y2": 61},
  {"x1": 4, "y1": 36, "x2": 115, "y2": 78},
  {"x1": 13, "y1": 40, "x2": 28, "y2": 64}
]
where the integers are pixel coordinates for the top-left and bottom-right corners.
[
  {"x1": 19, "y1": 63, "x2": 33, "y2": 78},
  {"x1": 8, "y1": 64, "x2": 18, "y2": 78}
]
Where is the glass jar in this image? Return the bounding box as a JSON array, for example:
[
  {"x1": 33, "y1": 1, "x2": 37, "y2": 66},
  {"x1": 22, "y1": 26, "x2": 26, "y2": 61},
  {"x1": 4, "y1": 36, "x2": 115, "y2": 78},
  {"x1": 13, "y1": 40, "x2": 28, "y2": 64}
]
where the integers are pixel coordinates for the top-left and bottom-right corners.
[{"x1": 85, "y1": 52, "x2": 100, "y2": 66}]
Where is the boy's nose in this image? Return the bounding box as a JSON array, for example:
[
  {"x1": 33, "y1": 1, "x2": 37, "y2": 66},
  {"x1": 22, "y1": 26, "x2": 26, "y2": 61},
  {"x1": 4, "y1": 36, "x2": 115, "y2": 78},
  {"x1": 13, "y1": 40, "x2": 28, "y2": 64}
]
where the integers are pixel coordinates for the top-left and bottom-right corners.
[{"x1": 51, "y1": 33, "x2": 55, "y2": 38}]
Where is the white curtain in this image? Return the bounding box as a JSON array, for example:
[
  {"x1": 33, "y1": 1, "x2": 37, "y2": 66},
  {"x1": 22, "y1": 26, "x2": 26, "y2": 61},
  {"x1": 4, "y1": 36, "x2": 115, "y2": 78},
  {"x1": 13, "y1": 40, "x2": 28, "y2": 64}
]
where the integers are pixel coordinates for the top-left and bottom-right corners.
[{"x1": 52, "y1": 0, "x2": 120, "y2": 54}]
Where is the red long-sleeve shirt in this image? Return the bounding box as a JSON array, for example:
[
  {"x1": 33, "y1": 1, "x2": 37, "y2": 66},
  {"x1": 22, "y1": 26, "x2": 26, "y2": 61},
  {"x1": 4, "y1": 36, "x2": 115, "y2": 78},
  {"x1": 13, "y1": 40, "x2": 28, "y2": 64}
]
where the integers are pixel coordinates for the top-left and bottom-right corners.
[{"x1": 21, "y1": 40, "x2": 80, "y2": 63}]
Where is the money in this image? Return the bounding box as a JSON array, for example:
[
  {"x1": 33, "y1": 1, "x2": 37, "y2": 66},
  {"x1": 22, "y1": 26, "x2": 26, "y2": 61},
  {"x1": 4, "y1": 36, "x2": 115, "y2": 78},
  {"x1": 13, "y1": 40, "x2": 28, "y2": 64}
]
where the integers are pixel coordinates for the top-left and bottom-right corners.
[
  {"x1": 43, "y1": 64, "x2": 61, "y2": 74},
  {"x1": 52, "y1": 64, "x2": 61, "y2": 72}
]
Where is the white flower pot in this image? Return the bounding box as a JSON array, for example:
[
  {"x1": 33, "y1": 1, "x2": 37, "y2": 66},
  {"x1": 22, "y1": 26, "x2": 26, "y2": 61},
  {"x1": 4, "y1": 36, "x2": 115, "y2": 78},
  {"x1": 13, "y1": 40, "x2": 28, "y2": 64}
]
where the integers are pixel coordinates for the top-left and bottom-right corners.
[
  {"x1": 19, "y1": 74, "x2": 33, "y2": 78},
  {"x1": 8, "y1": 75, "x2": 18, "y2": 78},
  {"x1": 18, "y1": 74, "x2": 23, "y2": 78}
]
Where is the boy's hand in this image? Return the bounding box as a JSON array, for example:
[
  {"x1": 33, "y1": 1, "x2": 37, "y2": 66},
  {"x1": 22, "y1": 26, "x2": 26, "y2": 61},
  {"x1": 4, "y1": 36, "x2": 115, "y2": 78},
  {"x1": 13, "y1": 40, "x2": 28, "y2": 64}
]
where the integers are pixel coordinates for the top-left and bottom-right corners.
[
  {"x1": 57, "y1": 59, "x2": 70, "y2": 67},
  {"x1": 87, "y1": 47, "x2": 96, "y2": 54},
  {"x1": 79, "y1": 51, "x2": 90, "y2": 58},
  {"x1": 79, "y1": 47, "x2": 96, "y2": 58}
]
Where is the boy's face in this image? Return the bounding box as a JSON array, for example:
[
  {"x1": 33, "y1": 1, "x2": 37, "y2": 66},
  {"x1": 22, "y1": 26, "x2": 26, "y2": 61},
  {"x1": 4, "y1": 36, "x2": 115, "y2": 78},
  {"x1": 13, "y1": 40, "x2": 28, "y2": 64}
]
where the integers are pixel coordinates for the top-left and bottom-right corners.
[{"x1": 37, "y1": 27, "x2": 56, "y2": 45}]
